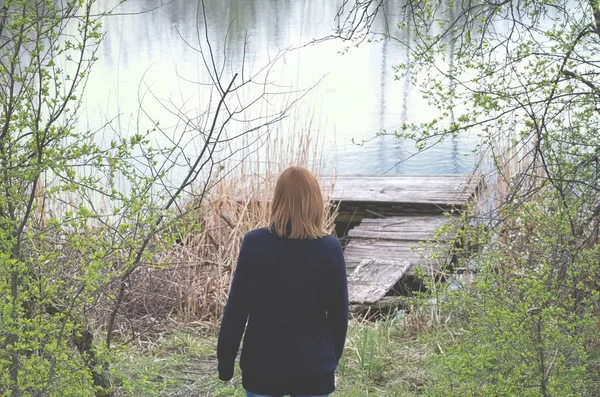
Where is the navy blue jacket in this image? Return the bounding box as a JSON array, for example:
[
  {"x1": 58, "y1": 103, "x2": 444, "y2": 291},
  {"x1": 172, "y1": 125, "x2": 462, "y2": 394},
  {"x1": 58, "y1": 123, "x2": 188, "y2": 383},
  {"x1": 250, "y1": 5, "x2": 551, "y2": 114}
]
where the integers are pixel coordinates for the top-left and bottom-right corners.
[{"x1": 217, "y1": 227, "x2": 349, "y2": 395}]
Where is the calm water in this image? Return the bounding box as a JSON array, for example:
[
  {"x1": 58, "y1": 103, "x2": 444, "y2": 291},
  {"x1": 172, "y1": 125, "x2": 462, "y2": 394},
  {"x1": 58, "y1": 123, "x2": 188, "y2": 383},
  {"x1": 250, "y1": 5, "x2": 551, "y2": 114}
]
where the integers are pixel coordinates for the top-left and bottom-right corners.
[{"x1": 84, "y1": 0, "x2": 480, "y2": 176}]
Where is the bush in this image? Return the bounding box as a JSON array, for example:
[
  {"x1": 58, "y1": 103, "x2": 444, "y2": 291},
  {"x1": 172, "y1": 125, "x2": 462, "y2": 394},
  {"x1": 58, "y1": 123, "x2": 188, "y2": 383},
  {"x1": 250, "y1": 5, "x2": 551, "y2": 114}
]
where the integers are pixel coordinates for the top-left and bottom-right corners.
[{"x1": 425, "y1": 197, "x2": 600, "y2": 396}]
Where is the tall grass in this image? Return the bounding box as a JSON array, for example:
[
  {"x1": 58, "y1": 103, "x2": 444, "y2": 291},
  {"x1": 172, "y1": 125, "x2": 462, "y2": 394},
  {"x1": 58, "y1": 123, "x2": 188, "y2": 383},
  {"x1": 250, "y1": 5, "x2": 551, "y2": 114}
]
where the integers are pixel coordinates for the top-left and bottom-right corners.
[
  {"x1": 474, "y1": 128, "x2": 546, "y2": 220},
  {"x1": 125, "y1": 123, "x2": 338, "y2": 329}
]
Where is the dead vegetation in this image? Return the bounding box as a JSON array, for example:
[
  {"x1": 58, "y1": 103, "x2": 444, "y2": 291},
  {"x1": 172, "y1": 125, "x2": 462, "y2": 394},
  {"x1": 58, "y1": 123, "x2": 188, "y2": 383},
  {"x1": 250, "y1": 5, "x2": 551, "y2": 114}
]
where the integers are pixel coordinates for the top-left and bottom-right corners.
[{"x1": 112, "y1": 127, "x2": 338, "y2": 335}]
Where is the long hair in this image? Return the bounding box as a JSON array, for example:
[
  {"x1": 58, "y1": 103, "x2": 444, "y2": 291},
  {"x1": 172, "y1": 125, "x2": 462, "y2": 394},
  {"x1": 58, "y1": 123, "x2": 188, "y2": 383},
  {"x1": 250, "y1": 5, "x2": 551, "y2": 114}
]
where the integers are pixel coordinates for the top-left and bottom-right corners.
[{"x1": 269, "y1": 166, "x2": 326, "y2": 239}]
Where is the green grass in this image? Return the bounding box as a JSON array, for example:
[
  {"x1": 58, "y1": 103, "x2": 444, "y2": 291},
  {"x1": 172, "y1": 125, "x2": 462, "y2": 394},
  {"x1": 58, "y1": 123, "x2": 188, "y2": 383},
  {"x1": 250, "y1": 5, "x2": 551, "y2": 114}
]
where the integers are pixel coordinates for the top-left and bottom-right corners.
[
  {"x1": 112, "y1": 313, "x2": 435, "y2": 396},
  {"x1": 336, "y1": 314, "x2": 432, "y2": 396},
  {"x1": 111, "y1": 326, "x2": 223, "y2": 396}
]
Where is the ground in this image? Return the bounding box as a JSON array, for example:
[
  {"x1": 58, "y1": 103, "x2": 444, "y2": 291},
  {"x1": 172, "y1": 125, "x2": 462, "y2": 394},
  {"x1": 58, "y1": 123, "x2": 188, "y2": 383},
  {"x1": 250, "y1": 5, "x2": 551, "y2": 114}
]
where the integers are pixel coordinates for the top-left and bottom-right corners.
[{"x1": 113, "y1": 315, "x2": 434, "y2": 396}]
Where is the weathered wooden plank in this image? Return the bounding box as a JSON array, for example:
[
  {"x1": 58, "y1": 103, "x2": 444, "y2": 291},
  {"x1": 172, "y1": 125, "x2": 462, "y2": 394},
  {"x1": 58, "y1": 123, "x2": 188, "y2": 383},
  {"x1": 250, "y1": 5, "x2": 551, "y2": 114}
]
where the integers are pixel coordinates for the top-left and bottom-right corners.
[
  {"x1": 331, "y1": 188, "x2": 474, "y2": 197},
  {"x1": 344, "y1": 247, "x2": 431, "y2": 256},
  {"x1": 346, "y1": 261, "x2": 444, "y2": 277},
  {"x1": 353, "y1": 223, "x2": 449, "y2": 230},
  {"x1": 351, "y1": 296, "x2": 405, "y2": 313},
  {"x1": 347, "y1": 265, "x2": 442, "y2": 278},
  {"x1": 344, "y1": 251, "x2": 440, "y2": 265},
  {"x1": 331, "y1": 191, "x2": 474, "y2": 204},
  {"x1": 347, "y1": 230, "x2": 449, "y2": 241},
  {"x1": 345, "y1": 249, "x2": 445, "y2": 264},
  {"x1": 345, "y1": 259, "x2": 441, "y2": 269},
  {"x1": 330, "y1": 185, "x2": 475, "y2": 194},
  {"x1": 325, "y1": 174, "x2": 484, "y2": 206},
  {"x1": 344, "y1": 239, "x2": 440, "y2": 249},
  {"x1": 348, "y1": 259, "x2": 411, "y2": 284},
  {"x1": 352, "y1": 222, "x2": 450, "y2": 232},
  {"x1": 344, "y1": 251, "x2": 440, "y2": 262},
  {"x1": 358, "y1": 215, "x2": 454, "y2": 224},
  {"x1": 347, "y1": 259, "x2": 411, "y2": 304},
  {"x1": 344, "y1": 246, "x2": 422, "y2": 256},
  {"x1": 326, "y1": 175, "x2": 478, "y2": 187},
  {"x1": 348, "y1": 215, "x2": 455, "y2": 241},
  {"x1": 338, "y1": 202, "x2": 459, "y2": 209},
  {"x1": 335, "y1": 211, "x2": 449, "y2": 222},
  {"x1": 330, "y1": 175, "x2": 482, "y2": 301},
  {"x1": 351, "y1": 225, "x2": 450, "y2": 233},
  {"x1": 356, "y1": 221, "x2": 450, "y2": 228},
  {"x1": 344, "y1": 236, "x2": 451, "y2": 277},
  {"x1": 334, "y1": 204, "x2": 454, "y2": 221},
  {"x1": 344, "y1": 245, "x2": 444, "y2": 258},
  {"x1": 328, "y1": 176, "x2": 481, "y2": 189}
]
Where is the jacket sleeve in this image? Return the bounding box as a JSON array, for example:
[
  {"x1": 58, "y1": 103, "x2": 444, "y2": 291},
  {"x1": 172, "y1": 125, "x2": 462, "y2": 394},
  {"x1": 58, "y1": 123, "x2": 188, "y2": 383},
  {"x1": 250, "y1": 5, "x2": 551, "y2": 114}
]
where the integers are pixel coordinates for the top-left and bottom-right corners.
[
  {"x1": 326, "y1": 238, "x2": 349, "y2": 363},
  {"x1": 217, "y1": 234, "x2": 252, "y2": 381}
]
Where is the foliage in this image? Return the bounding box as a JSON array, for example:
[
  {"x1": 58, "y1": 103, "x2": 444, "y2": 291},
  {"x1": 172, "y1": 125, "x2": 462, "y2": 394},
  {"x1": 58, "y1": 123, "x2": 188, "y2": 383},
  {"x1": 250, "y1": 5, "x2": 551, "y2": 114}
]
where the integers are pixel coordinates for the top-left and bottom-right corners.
[
  {"x1": 328, "y1": 0, "x2": 600, "y2": 394},
  {"x1": 0, "y1": 1, "x2": 114, "y2": 395},
  {"x1": 385, "y1": 0, "x2": 600, "y2": 205},
  {"x1": 422, "y1": 198, "x2": 600, "y2": 396},
  {"x1": 0, "y1": 0, "x2": 193, "y2": 394},
  {"x1": 0, "y1": 0, "x2": 301, "y2": 395}
]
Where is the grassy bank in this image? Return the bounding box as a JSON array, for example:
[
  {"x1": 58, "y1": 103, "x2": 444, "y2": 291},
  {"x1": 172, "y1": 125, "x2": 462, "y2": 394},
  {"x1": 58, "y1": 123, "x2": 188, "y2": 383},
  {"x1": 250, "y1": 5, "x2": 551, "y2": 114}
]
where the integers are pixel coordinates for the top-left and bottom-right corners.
[
  {"x1": 111, "y1": 128, "x2": 600, "y2": 396},
  {"x1": 113, "y1": 311, "x2": 435, "y2": 396}
]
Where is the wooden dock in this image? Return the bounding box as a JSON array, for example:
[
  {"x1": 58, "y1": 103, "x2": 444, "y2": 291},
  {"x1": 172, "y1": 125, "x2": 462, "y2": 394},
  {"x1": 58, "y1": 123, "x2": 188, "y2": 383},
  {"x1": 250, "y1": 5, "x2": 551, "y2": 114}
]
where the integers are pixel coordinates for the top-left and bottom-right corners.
[{"x1": 328, "y1": 174, "x2": 483, "y2": 305}]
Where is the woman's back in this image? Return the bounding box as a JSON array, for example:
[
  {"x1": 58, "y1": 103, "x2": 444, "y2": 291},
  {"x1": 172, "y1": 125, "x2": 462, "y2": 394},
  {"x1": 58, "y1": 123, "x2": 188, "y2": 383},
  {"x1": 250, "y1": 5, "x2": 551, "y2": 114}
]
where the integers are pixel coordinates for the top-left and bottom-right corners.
[
  {"x1": 245, "y1": 228, "x2": 340, "y2": 325},
  {"x1": 217, "y1": 167, "x2": 348, "y2": 396}
]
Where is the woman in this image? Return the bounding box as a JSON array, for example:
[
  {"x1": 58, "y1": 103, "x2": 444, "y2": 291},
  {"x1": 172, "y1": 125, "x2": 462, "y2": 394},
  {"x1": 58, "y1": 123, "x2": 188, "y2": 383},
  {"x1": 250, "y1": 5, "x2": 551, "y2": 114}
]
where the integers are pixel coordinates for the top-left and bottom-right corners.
[{"x1": 217, "y1": 166, "x2": 349, "y2": 397}]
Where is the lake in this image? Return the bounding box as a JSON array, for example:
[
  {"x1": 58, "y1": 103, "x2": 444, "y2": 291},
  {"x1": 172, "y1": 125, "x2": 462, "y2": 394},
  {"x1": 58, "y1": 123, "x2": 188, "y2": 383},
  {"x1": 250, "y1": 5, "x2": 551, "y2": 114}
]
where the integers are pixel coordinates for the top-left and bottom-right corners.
[{"x1": 84, "y1": 0, "x2": 480, "y2": 177}]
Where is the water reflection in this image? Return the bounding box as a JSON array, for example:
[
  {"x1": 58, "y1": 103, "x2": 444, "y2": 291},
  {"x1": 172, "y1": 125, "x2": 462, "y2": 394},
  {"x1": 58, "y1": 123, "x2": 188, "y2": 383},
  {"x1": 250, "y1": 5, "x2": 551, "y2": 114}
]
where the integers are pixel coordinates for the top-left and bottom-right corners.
[{"x1": 87, "y1": 0, "x2": 479, "y2": 176}]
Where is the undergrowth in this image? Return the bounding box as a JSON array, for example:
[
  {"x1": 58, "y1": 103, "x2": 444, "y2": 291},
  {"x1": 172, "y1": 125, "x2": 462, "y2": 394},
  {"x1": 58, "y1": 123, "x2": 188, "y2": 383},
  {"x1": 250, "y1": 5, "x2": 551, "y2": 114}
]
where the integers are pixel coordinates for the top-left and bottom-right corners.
[{"x1": 113, "y1": 310, "x2": 437, "y2": 396}]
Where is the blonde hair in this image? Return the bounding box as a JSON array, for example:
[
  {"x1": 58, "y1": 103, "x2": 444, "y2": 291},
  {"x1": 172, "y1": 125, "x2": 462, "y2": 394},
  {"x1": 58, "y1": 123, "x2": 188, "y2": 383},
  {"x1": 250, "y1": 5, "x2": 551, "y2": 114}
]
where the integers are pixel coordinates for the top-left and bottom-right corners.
[{"x1": 269, "y1": 166, "x2": 326, "y2": 239}]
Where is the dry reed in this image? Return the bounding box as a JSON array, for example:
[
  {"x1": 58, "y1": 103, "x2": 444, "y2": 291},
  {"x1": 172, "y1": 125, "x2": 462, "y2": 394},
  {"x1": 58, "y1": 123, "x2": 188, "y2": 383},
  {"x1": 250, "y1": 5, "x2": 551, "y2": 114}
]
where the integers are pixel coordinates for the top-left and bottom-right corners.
[
  {"x1": 124, "y1": 125, "x2": 338, "y2": 329},
  {"x1": 476, "y1": 128, "x2": 546, "y2": 219}
]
